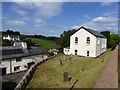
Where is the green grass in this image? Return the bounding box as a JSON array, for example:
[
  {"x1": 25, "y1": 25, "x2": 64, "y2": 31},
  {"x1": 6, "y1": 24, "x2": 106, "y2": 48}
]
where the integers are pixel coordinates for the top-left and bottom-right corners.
[
  {"x1": 27, "y1": 50, "x2": 112, "y2": 88},
  {"x1": 118, "y1": 47, "x2": 120, "y2": 88},
  {"x1": 27, "y1": 37, "x2": 57, "y2": 48}
]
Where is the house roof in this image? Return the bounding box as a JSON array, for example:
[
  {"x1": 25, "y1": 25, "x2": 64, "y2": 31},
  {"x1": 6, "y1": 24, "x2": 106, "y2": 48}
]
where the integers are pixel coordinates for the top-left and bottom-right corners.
[
  {"x1": 3, "y1": 35, "x2": 19, "y2": 38},
  {"x1": 78, "y1": 26, "x2": 106, "y2": 38},
  {"x1": 1, "y1": 46, "x2": 45, "y2": 60}
]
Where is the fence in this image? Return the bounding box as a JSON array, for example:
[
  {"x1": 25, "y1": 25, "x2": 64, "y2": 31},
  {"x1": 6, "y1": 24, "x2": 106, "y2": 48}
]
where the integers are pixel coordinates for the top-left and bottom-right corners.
[{"x1": 14, "y1": 55, "x2": 56, "y2": 90}]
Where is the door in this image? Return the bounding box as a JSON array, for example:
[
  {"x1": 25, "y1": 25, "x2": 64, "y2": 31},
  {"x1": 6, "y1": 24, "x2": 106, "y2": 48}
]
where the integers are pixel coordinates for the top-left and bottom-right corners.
[
  {"x1": 87, "y1": 51, "x2": 89, "y2": 57},
  {"x1": 75, "y1": 50, "x2": 78, "y2": 55},
  {"x1": 2, "y1": 67, "x2": 6, "y2": 75},
  {"x1": 27, "y1": 62, "x2": 35, "y2": 69}
]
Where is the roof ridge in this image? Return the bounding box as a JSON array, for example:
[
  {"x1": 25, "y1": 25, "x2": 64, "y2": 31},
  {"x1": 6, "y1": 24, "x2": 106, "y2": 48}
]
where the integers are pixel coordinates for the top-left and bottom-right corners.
[{"x1": 78, "y1": 26, "x2": 106, "y2": 38}]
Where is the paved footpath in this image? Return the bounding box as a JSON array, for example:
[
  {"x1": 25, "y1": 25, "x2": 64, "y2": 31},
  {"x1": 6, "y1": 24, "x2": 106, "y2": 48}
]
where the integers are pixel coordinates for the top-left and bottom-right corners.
[{"x1": 94, "y1": 46, "x2": 118, "y2": 88}]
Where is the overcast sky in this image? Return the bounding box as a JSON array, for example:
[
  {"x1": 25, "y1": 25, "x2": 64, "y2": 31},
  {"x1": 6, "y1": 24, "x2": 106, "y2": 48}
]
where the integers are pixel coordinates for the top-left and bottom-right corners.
[{"x1": 2, "y1": 2, "x2": 118, "y2": 36}]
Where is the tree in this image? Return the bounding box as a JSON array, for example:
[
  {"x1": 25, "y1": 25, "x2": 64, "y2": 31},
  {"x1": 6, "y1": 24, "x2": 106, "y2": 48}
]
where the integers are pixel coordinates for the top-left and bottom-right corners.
[
  {"x1": 14, "y1": 31, "x2": 20, "y2": 35},
  {"x1": 58, "y1": 29, "x2": 77, "y2": 48},
  {"x1": 100, "y1": 31, "x2": 110, "y2": 48},
  {"x1": 22, "y1": 38, "x2": 32, "y2": 49},
  {"x1": 1, "y1": 40, "x2": 13, "y2": 46},
  {"x1": 6, "y1": 30, "x2": 14, "y2": 35},
  {"x1": 108, "y1": 40, "x2": 116, "y2": 51},
  {"x1": 110, "y1": 33, "x2": 120, "y2": 44}
]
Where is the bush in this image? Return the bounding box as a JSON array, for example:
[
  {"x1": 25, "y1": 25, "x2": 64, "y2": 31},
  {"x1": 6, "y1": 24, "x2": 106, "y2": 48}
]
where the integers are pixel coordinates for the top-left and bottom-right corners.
[
  {"x1": 2, "y1": 40, "x2": 13, "y2": 46},
  {"x1": 48, "y1": 52, "x2": 55, "y2": 57},
  {"x1": 108, "y1": 40, "x2": 116, "y2": 51}
]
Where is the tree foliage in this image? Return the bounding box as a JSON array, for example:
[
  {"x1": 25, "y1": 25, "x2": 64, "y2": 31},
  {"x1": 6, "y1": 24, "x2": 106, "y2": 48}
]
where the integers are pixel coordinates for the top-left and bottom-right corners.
[
  {"x1": 5, "y1": 30, "x2": 21, "y2": 35},
  {"x1": 1, "y1": 40, "x2": 13, "y2": 46},
  {"x1": 101, "y1": 31, "x2": 120, "y2": 50},
  {"x1": 58, "y1": 29, "x2": 77, "y2": 48}
]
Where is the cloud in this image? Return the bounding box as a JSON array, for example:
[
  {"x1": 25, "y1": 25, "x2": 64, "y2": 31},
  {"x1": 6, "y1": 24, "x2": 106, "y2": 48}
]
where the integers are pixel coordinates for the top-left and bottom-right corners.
[
  {"x1": 12, "y1": 2, "x2": 64, "y2": 19},
  {"x1": 92, "y1": 17, "x2": 118, "y2": 23},
  {"x1": 7, "y1": 20, "x2": 26, "y2": 26},
  {"x1": 34, "y1": 18, "x2": 46, "y2": 27},
  {"x1": 11, "y1": 6, "x2": 27, "y2": 16},
  {"x1": 100, "y1": 2, "x2": 112, "y2": 6},
  {"x1": 35, "y1": 2, "x2": 64, "y2": 19},
  {"x1": 103, "y1": 11, "x2": 117, "y2": 16}
]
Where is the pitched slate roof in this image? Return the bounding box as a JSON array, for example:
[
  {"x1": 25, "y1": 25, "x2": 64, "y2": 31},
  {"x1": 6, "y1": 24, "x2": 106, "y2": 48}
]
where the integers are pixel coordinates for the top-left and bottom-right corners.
[
  {"x1": 1, "y1": 46, "x2": 45, "y2": 60},
  {"x1": 78, "y1": 26, "x2": 106, "y2": 38}
]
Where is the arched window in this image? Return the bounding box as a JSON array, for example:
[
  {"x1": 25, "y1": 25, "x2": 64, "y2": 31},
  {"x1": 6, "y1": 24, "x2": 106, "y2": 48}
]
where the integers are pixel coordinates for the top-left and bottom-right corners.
[
  {"x1": 75, "y1": 37, "x2": 78, "y2": 44},
  {"x1": 86, "y1": 37, "x2": 90, "y2": 44}
]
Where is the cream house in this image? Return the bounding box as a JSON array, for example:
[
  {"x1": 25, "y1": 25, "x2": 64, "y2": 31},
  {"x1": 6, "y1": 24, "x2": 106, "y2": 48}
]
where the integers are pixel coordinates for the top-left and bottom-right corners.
[
  {"x1": 3, "y1": 35, "x2": 20, "y2": 41},
  {"x1": 1, "y1": 42, "x2": 47, "y2": 75},
  {"x1": 64, "y1": 26, "x2": 107, "y2": 57}
]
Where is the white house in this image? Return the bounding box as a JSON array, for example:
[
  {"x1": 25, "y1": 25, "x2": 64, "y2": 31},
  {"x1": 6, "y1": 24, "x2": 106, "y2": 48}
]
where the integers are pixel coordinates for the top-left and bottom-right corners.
[
  {"x1": 3, "y1": 35, "x2": 20, "y2": 41},
  {"x1": 64, "y1": 26, "x2": 107, "y2": 57},
  {"x1": 1, "y1": 43, "x2": 47, "y2": 75}
]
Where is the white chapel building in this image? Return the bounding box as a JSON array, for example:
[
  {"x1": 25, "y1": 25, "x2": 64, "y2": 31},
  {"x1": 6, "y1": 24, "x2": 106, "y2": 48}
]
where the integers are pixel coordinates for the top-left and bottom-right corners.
[{"x1": 64, "y1": 26, "x2": 107, "y2": 57}]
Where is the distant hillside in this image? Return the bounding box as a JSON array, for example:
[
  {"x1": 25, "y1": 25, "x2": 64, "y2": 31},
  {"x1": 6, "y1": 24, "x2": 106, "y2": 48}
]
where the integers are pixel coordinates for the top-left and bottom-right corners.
[
  {"x1": 27, "y1": 37, "x2": 58, "y2": 49},
  {"x1": 1, "y1": 30, "x2": 59, "y2": 48}
]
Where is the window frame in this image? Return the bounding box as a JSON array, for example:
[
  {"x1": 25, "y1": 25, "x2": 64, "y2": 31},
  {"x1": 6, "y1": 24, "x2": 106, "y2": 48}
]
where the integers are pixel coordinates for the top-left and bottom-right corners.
[
  {"x1": 75, "y1": 37, "x2": 78, "y2": 44},
  {"x1": 86, "y1": 37, "x2": 90, "y2": 44},
  {"x1": 16, "y1": 57, "x2": 22, "y2": 62},
  {"x1": 14, "y1": 66, "x2": 20, "y2": 71}
]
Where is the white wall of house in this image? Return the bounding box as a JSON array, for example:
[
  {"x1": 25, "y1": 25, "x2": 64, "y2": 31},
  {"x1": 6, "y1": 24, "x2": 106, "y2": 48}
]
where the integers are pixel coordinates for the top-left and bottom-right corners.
[
  {"x1": 3, "y1": 35, "x2": 11, "y2": 41},
  {"x1": 63, "y1": 48, "x2": 71, "y2": 55},
  {"x1": 3, "y1": 35, "x2": 20, "y2": 41},
  {"x1": 96, "y1": 38, "x2": 107, "y2": 56},
  {"x1": 64, "y1": 28, "x2": 107, "y2": 57},
  {"x1": 1, "y1": 60, "x2": 11, "y2": 74},
  {"x1": 1, "y1": 54, "x2": 48, "y2": 75},
  {"x1": 70, "y1": 28, "x2": 97, "y2": 57}
]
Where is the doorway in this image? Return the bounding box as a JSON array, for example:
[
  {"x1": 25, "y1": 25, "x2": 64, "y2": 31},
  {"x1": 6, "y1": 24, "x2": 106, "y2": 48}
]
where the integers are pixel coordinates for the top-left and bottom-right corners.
[
  {"x1": 87, "y1": 51, "x2": 90, "y2": 57},
  {"x1": 75, "y1": 50, "x2": 78, "y2": 55},
  {"x1": 2, "y1": 67, "x2": 6, "y2": 75}
]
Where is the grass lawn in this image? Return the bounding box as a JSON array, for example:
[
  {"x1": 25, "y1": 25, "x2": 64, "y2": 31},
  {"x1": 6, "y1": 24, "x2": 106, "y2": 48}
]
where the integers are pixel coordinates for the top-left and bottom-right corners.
[
  {"x1": 27, "y1": 37, "x2": 57, "y2": 48},
  {"x1": 27, "y1": 50, "x2": 112, "y2": 89},
  {"x1": 118, "y1": 47, "x2": 120, "y2": 88}
]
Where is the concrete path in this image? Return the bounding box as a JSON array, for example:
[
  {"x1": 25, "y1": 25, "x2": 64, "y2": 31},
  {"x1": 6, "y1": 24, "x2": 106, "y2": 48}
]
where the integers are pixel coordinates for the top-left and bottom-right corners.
[
  {"x1": 94, "y1": 46, "x2": 118, "y2": 88},
  {"x1": 2, "y1": 71, "x2": 27, "y2": 90}
]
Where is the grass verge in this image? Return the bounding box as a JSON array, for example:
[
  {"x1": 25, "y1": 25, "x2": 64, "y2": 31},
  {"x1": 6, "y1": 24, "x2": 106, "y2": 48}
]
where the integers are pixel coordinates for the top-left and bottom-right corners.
[{"x1": 26, "y1": 50, "x2": 112, "y2": 88}]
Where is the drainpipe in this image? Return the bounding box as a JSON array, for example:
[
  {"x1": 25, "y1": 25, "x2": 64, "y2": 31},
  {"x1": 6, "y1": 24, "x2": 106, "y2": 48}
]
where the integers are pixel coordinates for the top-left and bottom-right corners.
[{"x1": 10, "y1": 59, "x2": 12, "y2": 74}]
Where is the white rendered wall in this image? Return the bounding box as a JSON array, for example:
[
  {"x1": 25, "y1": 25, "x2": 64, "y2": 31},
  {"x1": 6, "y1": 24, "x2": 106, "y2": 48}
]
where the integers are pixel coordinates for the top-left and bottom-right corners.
[{"x1": 70, "y1": 28, "x2": 97, "y2": 57}]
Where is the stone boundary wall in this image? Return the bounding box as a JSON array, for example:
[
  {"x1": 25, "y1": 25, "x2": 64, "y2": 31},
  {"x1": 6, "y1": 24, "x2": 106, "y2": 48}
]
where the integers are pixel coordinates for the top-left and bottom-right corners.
[{"x1": 14, "y1": 55, "x2": 56, "y2": 90}]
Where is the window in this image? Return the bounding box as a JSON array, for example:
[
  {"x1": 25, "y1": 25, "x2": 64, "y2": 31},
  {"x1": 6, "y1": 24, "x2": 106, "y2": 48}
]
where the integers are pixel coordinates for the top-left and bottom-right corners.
[
  {"x1": 14, "y1": 66, "x2": 20, "y2": 71},
  {"x1": 68, "y1": 50, "x2": 69, "y2": 52},
  {"x1": 75, "y1": 50, "x2": 78, "y2": 55},
  {"x1": 87, "y1": 51, "x2": 89, "y2": 56},
  {"x1": 86, "y1": 37, "x2": 90, "y2": 44},
  {"x1": 75, "y1": 37, "x2": 78, "y2": 44},
  {"x1": 98, "y1": 39, "x2": 100, "y2": 46},
  {"x1": 16, "y1": 57, "x2": 22, "y2": 62}
]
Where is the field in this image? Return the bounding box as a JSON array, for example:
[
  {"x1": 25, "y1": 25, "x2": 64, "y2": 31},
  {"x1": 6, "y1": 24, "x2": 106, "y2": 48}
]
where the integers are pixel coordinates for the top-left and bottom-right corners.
[
  {"x1": 27, "y1": 37, "x2": 57, "y2": 48},
  {"x1": 27, "y1": 50, "x2": 112, "y2": 89}
]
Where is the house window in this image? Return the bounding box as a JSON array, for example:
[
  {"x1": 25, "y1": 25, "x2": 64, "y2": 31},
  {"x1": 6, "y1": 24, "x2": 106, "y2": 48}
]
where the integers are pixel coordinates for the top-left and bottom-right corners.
[
  {"x1": 68, "y1": 50, "x2": 69, "y2": 52},
  {"x1": 86, "y1": 37, "x2": 90, "y2": 44},
  {"x1": 16, "y1": 57, "x2": 22, "y2": 62},
  {"x1": 75, "y1": 37, "x2": 78, "y2": 44},
  {"x1": 75, "y1": 50, "x2": 78, "y2": 55},
  {"x1": 87, "y1": 51, "x2": 89, "y2": 56},
  {"x1": 14, "y1": 66, "x2": 20, "y2": 71},
  {"x1": 98, "y1": 39, "x2": 100, "y2": 46}
]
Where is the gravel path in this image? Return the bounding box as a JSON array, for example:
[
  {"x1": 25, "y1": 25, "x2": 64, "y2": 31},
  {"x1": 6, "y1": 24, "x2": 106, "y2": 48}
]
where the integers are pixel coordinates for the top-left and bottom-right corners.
[{"x1": 94, "y1": 46, "x2": 118, "y2": 88}]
